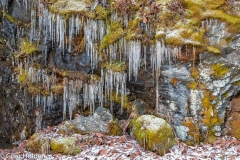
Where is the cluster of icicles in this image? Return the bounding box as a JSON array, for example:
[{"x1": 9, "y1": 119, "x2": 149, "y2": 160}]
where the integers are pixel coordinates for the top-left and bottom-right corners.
[
  {"x1": 17, "y1": 60, "x2": 127, "y2": 121},
  {"x1": 63, "y1": 69, "x2": 127, "y2": 120},
  {"x1": 18, "y1": 0, "x2": 188, "y2": 122}
]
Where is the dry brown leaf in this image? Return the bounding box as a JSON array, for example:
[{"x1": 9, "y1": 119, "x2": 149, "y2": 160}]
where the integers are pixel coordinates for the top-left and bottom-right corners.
[
  {"x1": 109, "y1": 142, "x2": 114, "y2": 146},
  {"x1": 99, "y1": 150, "x2": 107, "y2": 155},
  {"x1": 235, "y1": 145, "x2": 240, "y2": 152},
  {"x1": 95, "y1": 132, "x2": 105, "y2": 138},
  {"x1": 126, "y1": 144, "x2": 132, "y2": 149},
  {"x1": 230, "y1": 155, "x2": 236, "y2": 159}
]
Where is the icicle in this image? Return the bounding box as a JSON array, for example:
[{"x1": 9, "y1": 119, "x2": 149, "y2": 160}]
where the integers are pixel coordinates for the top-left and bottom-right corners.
[
  {"x1": 30, "y1": 9, "x2": 36, "y2": 42},
  {"x1": 68, "y1": 14, "x2": 74, "y2": 52},
  {"x1": 63, "y1": 78, "x2": 68, "y2": 120},
  {"x1": 68, "y1": 80, "x2": 76, "y2": 120},
  {"x1": 35, "y1": 108, "x2": 42, "y2": 132},
  {"x1": 128, "y1": 40, "x2": 141, "y2": 81},
  {"x1": 84, "y1": 19, "x2": 105, "y2": 70},
  {"x1": 43, "y1": 95, "x2": 46, "y2": 113}
]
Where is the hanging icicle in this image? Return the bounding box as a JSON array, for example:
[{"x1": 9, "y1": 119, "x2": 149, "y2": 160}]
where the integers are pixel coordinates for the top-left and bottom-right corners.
[
  {"x1": 128, "y1": 40, "x2": 141, "y2": 81},
  {"x1": 63, "y1": 78, "x2": 68, "y2": 120}
]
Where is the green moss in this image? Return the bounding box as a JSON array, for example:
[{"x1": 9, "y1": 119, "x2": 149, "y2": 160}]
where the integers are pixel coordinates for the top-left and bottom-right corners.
[
  {"x1": 207, "y1": 46, "x2": 221, "y2": 54},
  {"x1": 50, "y1": 137, "x2": 81, "y2": 155},
  {"x1": 126, "y1": 17, "x2": 141, "y2": 40},
  {"x1": 111, "y1": 91, "x2": 132, "y2": 109},
  {"x1": 26, "y1": 133, "x2": 49, "y2": 154},
  {"x1": 94, "y1": 5, "x2": 109, "y2": 19},
  {"x1": 101, "y1": 21, "x2": 125, "y2": 48},
  {"x1": 131, "y1": 115, "x2": 176, "y2": 155},
  {"x1": 155, "y1": 30, "x2": 166, "y2": 40},
  {"x1": 202, "y1": 10, "x2": 240, "y2": 27},
  {"x1": 104, "y1": 61, "x2": 127, "y2": 72},
  {"x1": 91, "y1": 74, "x2": 101, "y2": 82},
  {"x1": 108, "y1": 120, "x2": 122, "y2": 136},
  {"x1": 19, "y1": 39, "x2": 38, "y2": 55},
  {"x1": 211, "y1": 63, "x2": 229, "y2": 78},
  {"x1": 18, "y1": 72, "x2": 28, "y2": 83}
]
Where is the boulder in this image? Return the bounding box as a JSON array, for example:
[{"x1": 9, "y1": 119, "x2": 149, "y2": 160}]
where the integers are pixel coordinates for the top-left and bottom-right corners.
[
  {"x1": 50, "y1": 136, "x2": 81, "y2": 155},
  {"x1": 26, "y1": 133, "x2": 50, "y2": 154},
  {"x1": 130, "y1": 115, "x2": 175, "y2": 155},
  {"x1": 59, "y1": 106, "x2": 122, "y2": 136}
]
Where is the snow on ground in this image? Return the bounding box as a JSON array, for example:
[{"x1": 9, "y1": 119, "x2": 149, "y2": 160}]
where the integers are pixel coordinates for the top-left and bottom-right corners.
[{"x1": 0, "y1": 124, "x2": 240, "y2": 160}]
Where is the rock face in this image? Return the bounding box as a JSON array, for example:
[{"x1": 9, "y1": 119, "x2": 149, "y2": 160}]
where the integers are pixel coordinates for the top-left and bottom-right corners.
[
  {"x1": 1, "y1": 0, "x2": 240, "y2": 150},
  {"x1": 59, "y1": 107, "x2": 122, "y2": 136},
  {"x1": 130, "y1": 115, "x2": 176, "y2": 155}
]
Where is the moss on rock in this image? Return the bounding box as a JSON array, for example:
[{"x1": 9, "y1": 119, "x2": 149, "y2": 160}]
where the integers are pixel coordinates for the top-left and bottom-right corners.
[
  {"x1": 108, "y1": 120, "x2": 122, "y2": 136},
  {"x1": 26, "y1": 133, "x2": 49, "y2": 154},
  {"x1": 130, "y1": 115, "x2": 175, "y2": 155},
  {"x1": 101, "y1": 21, "x2": 125, "y2": 48},
  {"x1": 50, "y1": 137, "x2": 81, "y2": 155},
  {"x1": 19, "y1": 39, "x2": 38, "y2": 55}
]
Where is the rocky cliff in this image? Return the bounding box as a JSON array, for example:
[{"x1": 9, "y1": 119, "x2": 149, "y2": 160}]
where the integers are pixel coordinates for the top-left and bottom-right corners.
[{"x1": 1, "y1": 0, "x2": 240, "y2": 148}]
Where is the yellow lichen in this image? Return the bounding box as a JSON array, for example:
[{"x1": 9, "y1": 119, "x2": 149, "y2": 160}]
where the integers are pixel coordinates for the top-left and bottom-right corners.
[
  {"x1": 211, "y1": 63, "x2": 229, "y2": 78},
  {"x1": 207, "y1": 46, "x2": 221, "y2": 54},
  {"x1": 188, "y1": 81, "x2": 198, "y2": 90},
  {"x1": 191, "y1": 67, "x2": 199, "y2": 80}
]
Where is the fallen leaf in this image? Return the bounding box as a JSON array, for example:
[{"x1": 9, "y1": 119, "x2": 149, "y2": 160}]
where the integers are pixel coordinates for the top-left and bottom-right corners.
[
  {"x1": 95, "y1": 132, "x2": 105, "y2": 138},
  {"x1": 99, "y1": 150, "x2": 107, "y2": 155}
]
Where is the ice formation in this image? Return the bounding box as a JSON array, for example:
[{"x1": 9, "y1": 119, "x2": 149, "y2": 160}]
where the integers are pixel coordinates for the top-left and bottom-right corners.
[{"x1": 15, "y1": 0, "x2": 190, "y2": 128}]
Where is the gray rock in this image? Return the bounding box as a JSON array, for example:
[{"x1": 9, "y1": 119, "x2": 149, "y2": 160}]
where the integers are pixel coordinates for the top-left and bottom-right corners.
[
  {"x1": 60, "y1": 107, "x2": 122, "y2": 135},
  {"x1": 162, "y1": 66, "x2": 193, "y2": 82},
  {"x1": 175, "y1": 125, "x2": 189, "y2": 141}
]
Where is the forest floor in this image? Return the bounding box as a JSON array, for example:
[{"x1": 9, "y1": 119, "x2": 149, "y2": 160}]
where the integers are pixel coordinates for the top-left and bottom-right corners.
[{"x1": 0, "y1": 120, "x2": 240, "y2": 160}]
